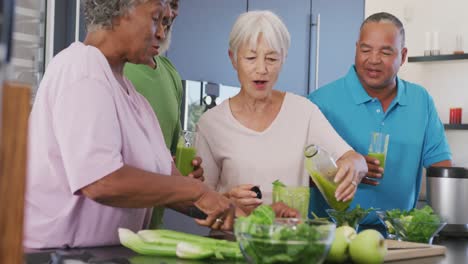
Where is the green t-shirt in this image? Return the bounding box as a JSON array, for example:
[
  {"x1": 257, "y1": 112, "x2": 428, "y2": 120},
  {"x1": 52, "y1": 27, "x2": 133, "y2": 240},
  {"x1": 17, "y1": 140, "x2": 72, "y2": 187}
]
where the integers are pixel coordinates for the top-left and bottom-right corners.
[
  {"x1": 124, "y1": 56, "x2": 183, "y2": 229},
  {"x1": 124, "y1": 56, "x2": 183, "y2": 154}
]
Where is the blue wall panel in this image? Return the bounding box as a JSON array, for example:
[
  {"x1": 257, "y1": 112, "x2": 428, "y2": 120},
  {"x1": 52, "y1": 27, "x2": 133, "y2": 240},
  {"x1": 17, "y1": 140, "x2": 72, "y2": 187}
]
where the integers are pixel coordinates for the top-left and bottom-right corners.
[{"x1": 167, "y1": 0, "x2": 247, "y2": 87}]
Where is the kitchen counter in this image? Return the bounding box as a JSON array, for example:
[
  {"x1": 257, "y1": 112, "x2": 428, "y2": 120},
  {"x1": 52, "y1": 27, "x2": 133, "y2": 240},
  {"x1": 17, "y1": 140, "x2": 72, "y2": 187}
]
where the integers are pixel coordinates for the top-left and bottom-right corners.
[{"x1": 24, "y1": 235, "x2": 468, "y2": 264}]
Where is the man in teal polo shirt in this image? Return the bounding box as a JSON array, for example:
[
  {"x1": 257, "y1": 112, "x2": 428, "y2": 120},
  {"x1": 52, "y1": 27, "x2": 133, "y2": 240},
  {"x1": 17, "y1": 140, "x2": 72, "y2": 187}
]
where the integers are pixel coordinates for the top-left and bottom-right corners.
[{"x1": 308, "y1": 12, "x2": 452, "y2": 226}]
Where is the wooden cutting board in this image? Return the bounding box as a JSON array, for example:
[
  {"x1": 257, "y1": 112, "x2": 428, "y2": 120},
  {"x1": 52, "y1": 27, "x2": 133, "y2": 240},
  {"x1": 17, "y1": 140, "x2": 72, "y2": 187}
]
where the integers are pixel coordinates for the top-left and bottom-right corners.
[{"x1": 384, "y1": 239, "x2": 446, "y2": 262}]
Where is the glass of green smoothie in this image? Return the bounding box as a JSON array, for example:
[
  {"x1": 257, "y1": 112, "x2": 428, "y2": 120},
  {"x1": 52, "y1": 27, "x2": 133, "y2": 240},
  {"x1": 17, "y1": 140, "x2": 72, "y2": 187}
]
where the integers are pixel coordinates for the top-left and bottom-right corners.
[
  {"x1": 368, "y1": 132, "x2": 389, "y2": 176},
  {"x1": 272, "y1": 180, "x2": 310, "y2": 218},
  {"x1": 175, "y1": 130, "x2": 197, "y2": 176}
]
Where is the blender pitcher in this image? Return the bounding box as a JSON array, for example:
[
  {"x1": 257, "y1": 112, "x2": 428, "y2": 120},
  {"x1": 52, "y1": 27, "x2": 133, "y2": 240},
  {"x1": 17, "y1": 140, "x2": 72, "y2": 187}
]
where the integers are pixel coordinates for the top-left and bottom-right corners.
[{"x1": 304, "y1": 144, "x2": 351, "y2": 211}]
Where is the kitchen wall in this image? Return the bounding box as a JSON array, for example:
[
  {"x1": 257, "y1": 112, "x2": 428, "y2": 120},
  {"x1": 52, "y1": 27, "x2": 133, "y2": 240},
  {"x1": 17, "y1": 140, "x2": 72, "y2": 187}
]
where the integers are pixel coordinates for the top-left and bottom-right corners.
[{"x1": 366, "y1": 0, "x2": 468, "y2": 167}]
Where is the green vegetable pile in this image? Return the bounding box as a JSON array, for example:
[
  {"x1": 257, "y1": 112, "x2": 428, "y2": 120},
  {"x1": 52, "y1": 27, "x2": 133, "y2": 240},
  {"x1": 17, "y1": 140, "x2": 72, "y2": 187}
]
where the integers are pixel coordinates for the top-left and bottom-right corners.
[
  {"x1": 384, "y1": 205, "x2": 444, "y2": 243},
  {"x1": 119, "y1": 228, "x2": 242, "y2": 260},
  {"x1": 234, "y1": 205, "x2": 333, "y2": 264},
  {"x1": 327, "y1": 204, "x2": 375, "y2": 229}
]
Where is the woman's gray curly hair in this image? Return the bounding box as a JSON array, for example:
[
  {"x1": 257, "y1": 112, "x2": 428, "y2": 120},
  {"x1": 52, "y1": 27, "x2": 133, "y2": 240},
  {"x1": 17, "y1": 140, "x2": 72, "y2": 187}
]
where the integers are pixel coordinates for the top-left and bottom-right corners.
[{"x1": 82, "y1": 0, "x2": 161, "y2": 32}]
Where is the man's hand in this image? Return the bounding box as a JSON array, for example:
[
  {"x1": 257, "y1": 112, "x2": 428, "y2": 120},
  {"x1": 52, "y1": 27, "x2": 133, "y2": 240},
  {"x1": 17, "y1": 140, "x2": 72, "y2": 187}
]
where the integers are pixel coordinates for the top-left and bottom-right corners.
[
  {"x1": 357, "y1": 155, "x2": 383, "y2": 186},
  {"x1": 188, "y1": 156, "x2": 204, "y2": 181},
  {"x1": 364, "y1": 155, "x2": 383, "y2": 179}
]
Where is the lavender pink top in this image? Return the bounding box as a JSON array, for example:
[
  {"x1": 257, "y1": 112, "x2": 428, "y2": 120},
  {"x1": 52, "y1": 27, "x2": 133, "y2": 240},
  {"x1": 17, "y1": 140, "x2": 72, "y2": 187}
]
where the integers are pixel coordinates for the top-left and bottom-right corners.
[{"x1": 24, "y1": 42, "x2": 173, "y2": 248}]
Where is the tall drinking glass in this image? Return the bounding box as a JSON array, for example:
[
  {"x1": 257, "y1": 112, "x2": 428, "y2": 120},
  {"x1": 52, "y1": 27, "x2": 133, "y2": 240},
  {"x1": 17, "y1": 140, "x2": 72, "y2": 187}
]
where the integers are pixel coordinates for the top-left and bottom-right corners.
[
  {"x1": 175, "y1": 130, "x2": 197, "y2": 176},
  {"x1": 368, "y1": 132, "x2": 389, "y2": 176}
]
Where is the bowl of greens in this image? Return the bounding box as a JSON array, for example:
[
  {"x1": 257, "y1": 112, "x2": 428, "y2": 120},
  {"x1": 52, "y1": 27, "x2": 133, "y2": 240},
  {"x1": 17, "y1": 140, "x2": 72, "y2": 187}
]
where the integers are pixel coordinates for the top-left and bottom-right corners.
[
  {"x1": 234, "y1": 205, "x2": 335, "y2": 264},
  {"x1": 381, "y1": 206, "x2": 446, "y2": 244},
  {"x1": 326, "y1": 205, "x2": 374, "y2": 230},
  {"x1": 375, "y1": 210, "x2": 397, "y2": 239}
]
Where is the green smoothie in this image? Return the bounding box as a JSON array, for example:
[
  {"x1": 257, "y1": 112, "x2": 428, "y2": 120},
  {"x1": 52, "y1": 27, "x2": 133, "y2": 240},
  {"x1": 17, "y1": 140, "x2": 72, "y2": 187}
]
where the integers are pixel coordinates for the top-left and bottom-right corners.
[
  {"x1": 368, "y1": 152, "x2": 386, "y2": 169},
  {"x1": 175, "y1": 143, "x2": 196, "y2": 176},
  {"x1": 305, "y1": 159, "x2": 351, "y2": 211},
  {"x1": 272, "y1": 180, "x2": 310, "y2": 218}
]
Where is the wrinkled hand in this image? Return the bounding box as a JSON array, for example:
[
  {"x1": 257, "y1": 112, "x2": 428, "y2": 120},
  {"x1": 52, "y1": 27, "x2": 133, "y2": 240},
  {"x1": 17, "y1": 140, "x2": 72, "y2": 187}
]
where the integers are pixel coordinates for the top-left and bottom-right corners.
[
  {"x1": 227, "y1": 184, "x2": 262, "y2": 216},
  {"x1": 188, "y1": 156, "x2": 204, "y2": 182},
  {"x1": 334, "y1": 151, "x2": 368, "y2": 202},
  {"x1": 193, "y1": 188, "x2": 235, "y2": 231},
  {"x1": 271, "y1": 202, "x2": 300, "y2": 218}
]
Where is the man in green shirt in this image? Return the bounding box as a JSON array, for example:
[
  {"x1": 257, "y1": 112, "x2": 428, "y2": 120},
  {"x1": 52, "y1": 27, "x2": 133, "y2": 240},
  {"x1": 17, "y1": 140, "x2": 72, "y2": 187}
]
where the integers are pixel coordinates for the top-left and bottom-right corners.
[{"x1": 124, "y1": 0, "x2": 203, "y2": 228}]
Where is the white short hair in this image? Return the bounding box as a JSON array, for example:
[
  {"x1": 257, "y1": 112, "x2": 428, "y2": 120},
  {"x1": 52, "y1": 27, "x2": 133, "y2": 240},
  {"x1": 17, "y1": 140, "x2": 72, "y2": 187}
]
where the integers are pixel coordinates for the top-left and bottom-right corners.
[{"x1": 229, "y1": 10, "x2": 290, "y2": 63}]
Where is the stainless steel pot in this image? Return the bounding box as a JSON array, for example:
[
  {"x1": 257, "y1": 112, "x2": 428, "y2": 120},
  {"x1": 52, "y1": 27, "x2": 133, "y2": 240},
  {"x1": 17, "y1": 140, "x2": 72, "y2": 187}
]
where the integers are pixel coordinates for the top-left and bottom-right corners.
[{"x1": 426, "y1": 167, "x2": 468, "y2": 236}]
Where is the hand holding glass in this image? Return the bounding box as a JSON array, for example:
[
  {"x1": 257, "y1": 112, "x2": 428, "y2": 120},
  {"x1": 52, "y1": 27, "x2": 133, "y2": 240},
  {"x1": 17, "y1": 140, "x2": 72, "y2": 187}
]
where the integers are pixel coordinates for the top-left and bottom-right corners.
[
  {"x1": 368, "y1": 132, "x2": 389, "y2": 176},
  {"x1": 175, "y1": 130, "x2": 197, "y2": 176}
]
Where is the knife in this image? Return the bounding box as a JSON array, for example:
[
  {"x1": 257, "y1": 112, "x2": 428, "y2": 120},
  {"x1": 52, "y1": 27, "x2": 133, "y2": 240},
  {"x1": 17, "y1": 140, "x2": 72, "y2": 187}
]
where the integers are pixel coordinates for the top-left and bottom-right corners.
[{"x1": 187, "y1": 206, "x2": 208, "y2": 220}]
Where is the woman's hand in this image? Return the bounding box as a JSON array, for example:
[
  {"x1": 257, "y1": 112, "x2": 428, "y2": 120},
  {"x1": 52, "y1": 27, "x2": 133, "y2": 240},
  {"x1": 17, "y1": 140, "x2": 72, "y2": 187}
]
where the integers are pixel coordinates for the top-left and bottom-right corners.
[
  {"x1": 271, "y1": 202, "x2": 300, "y2": 218},
  {"x1": 193, "y1": 188, "x2": 236, "y2": 231},
  {"x1": 334, "y1": 150, "x2": 368, "y2": 202},
  {"x1": 226, "y1": 184, "x2": 262, "y2": 216}
]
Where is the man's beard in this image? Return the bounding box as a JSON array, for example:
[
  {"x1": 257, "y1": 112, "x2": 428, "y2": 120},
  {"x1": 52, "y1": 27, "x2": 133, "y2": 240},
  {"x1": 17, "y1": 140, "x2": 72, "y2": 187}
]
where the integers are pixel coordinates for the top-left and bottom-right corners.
[{"x1": 158, "y1": 28, "x2": 172, "y2": 55}]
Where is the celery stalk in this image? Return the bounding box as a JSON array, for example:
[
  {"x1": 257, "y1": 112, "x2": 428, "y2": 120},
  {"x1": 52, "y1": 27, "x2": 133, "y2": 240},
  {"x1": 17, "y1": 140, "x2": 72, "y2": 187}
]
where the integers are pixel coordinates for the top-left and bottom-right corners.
[
  {"x1": 138, "y1": 229, "x2": 243, "y2": 259},
  {"x1": 118, "y1": 228, "x2": 176, "y2": 257},
  {"x1": 176, "y1": 242, "x2": 214, "y2": 259},
  {"x1": 120, "y1": 228, "x2": 243, "y2": 260}
]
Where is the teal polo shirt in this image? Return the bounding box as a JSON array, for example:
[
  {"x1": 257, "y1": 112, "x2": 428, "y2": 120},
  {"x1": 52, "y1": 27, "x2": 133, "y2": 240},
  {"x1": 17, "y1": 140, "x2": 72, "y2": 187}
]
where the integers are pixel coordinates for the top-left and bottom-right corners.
[{"x1": 308, "y1": 66, "x2": 451, "y2": 224}]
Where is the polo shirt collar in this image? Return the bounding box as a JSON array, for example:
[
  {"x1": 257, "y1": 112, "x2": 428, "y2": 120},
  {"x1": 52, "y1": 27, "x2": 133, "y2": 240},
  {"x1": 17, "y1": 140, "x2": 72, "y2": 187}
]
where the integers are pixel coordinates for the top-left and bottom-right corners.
[{"x1": 345, "y1": 65, "x2": 408, "y2": 106}]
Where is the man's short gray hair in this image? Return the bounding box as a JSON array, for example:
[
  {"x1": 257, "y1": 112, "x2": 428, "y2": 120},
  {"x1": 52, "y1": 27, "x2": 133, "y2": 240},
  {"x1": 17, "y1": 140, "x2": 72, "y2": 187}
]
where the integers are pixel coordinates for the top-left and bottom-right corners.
[
  {"x1": 82, "y1": 0, "x2": 161, "y2": 32},
  {"x1": 229, "y1": 10, "x2": 290, "y2": 63},
  {"x1": 361, "y1": 12, "x2": 405, "y2": 48}
]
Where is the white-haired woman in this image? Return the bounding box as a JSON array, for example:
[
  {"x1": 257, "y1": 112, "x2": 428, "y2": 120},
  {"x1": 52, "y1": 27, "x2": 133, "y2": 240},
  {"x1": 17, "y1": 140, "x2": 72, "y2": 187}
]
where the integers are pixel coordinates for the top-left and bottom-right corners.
[
  {"x1": 24, "y1": 0, "x2": 235, "y2": 248},
  {"x1": 196, "y1": 10, "x2": 368, "y2": 216}
]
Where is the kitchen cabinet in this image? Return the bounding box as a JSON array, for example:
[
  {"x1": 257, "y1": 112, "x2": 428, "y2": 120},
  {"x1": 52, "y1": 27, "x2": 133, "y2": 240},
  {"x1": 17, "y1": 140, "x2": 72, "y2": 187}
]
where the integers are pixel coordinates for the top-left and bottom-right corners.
[
  {"x1": 247, "y1": 0, "x2": 311, "y2": 95},
  {"x1": 166, "y1": 0, "x2": 247, "y2": 88},
  {"x1": 168, "y1": 0, "x2": 363, "y2": 95},
  {"x1": 309, "y1": 0, "x2": 364, "y2": 92}
]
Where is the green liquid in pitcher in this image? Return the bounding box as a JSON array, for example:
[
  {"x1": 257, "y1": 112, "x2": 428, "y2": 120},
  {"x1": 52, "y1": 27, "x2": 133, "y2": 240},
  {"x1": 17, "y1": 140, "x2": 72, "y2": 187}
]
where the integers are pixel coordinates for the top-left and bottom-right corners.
[
  {"x1": 175, "y1": 144, "x2": 196, "y2": 176},
  {"x1": 368, "y1": 152, "x2": 386, "y2": 169},
  {"x1": 305, "y1": 159, "x2": 351, "y2": 211}
]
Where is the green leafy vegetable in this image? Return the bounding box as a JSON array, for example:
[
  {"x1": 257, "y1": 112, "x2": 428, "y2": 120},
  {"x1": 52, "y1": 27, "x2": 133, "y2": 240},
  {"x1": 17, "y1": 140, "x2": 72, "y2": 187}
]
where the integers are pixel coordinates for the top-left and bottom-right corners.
[
  {"x1": 385, "y1": 205, "x2": 444, "y2": 243},
  {"x1": 235, "y1": 205, "x2": 331, "y2": 263},
  {"x1": 327, "y1": 204, "x2": 375, "y2": 229}
]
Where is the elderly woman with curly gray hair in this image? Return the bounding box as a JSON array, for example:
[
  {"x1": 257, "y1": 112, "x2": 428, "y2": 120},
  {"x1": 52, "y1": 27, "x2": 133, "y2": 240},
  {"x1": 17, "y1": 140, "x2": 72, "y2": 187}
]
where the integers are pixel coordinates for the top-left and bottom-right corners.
[{"x1": 24, "y1": 0, "x2": 236, "y2": 248}]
